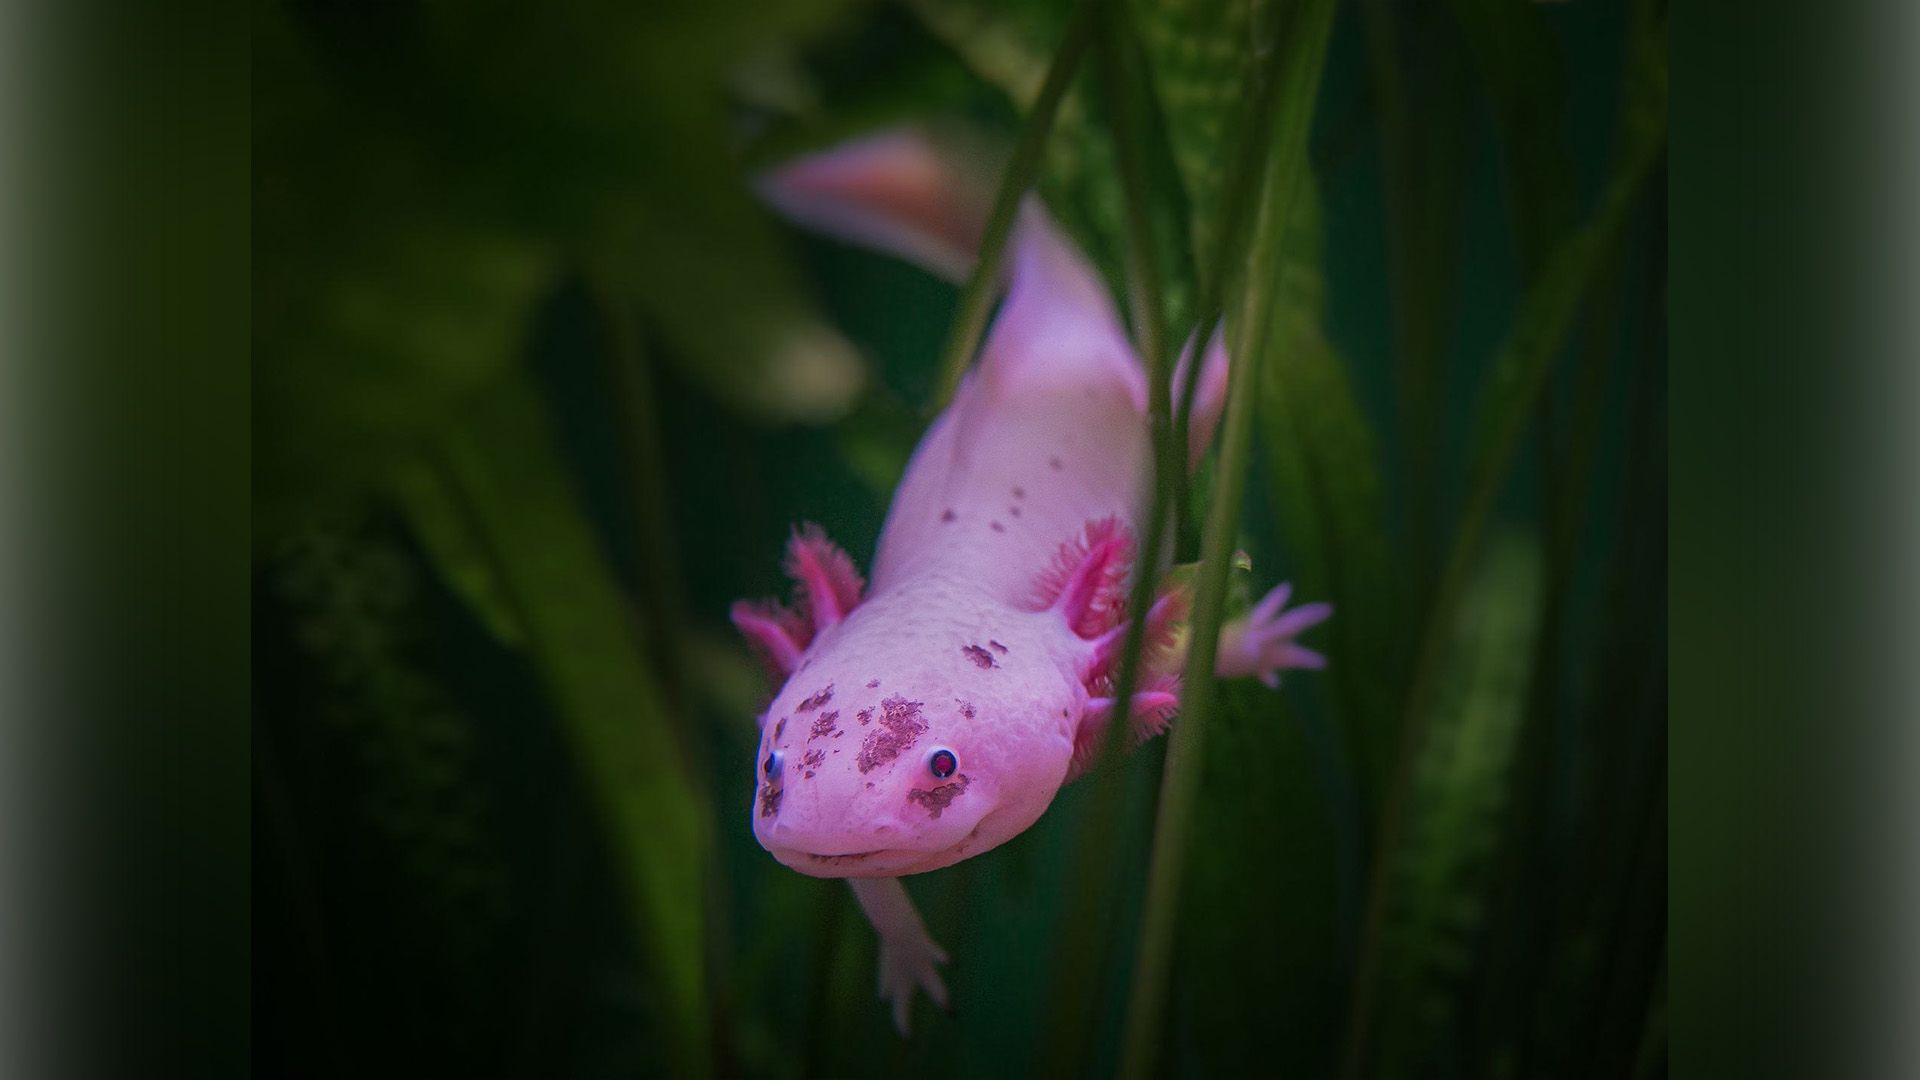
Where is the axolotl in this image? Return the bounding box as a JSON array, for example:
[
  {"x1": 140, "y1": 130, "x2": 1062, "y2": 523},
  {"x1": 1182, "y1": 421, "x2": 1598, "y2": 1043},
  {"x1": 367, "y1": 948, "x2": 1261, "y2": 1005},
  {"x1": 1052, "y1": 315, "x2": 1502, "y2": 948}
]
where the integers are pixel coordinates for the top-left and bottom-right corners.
[{"x1": 731, "y1": 130, "x2": 1331, "y2": 1034}]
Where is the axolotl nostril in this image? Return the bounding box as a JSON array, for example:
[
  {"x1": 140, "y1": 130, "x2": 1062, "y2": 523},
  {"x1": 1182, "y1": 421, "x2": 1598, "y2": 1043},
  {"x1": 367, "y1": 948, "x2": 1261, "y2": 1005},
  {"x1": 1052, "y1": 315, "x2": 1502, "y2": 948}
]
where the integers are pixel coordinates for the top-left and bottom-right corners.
[{"x1": 730, "y1": 129, "x2": 1333, "y2": 1035}]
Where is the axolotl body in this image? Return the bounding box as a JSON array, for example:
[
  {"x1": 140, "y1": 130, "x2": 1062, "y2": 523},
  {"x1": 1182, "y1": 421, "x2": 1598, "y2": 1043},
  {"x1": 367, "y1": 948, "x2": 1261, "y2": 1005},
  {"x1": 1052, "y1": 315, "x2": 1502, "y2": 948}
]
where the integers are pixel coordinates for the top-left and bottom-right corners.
[{"x1": 731, "y1": 131, "x2": 1331, "y2": 1033}]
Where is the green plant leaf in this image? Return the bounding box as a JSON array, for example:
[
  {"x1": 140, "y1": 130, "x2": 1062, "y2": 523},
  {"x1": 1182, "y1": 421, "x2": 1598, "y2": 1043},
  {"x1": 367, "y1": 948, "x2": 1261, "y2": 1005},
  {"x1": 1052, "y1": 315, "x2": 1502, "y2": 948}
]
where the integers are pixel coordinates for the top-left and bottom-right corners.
[
  {"x1": 389, "y1": 460, "x2": 530, "y2": 649},
  {"x1": 429, "y1": 374, "x2": 712, "y2": 1077},
  {"x1": 1372, "y1": 530, "x2": 1543, "y2": 1076},
  {"x1": 1132, "y1": 0, "x2": 1264, "y2": 266},
  {"x1": 1120, "y1": 0, "x2": 1338, "y2": 1072}
]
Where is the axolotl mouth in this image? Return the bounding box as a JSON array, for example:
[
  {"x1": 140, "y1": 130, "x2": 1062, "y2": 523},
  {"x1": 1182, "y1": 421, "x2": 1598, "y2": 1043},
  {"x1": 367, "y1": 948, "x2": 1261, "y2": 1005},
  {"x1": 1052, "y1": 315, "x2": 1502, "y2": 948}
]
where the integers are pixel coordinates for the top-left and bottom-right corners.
[{"x1": 769, "y1": 820, "x2": 994, "y2": 879}]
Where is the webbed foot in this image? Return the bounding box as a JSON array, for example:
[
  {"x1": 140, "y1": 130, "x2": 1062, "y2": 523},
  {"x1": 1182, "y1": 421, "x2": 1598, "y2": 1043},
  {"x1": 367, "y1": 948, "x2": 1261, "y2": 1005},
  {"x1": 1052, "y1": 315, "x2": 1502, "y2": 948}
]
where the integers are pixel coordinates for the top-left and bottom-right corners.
[
  {"x1": 875, "y1": 929, "x2": 949, "y2": 1035},
  {"x1": 1218, "y1": 582, "x2": 1333, "y2": 687}
]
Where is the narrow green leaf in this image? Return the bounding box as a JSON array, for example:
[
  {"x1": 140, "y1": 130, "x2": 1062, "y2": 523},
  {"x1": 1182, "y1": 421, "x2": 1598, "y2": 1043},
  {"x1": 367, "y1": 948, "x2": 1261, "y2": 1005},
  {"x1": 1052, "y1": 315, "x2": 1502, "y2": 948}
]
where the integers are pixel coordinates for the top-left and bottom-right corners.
[
  {"x1": 1372, "y1": 531, "x2": 1545, "y2": 1077},
  {"x1": 1119, "y1": 2, "x2": 1338, "y2": 1074},
  {"x1": 430, "y1": 374, "x2": 712, "y2": 1077},
  {"x1": 1032, "y1": 3, "x2": 1179, "y2": 1070},
  {"x1": 931, "y1": 0, "x2": 1097, "y2": 408},
  {"x1": 1131, "y1": 0, "x2": 1265, "y2": 265},
  {"x1": 1445, "y1": 0, "x2": 1577, "y2": 276},
  {"x1": 391, "y1": 460, "x2": 529, "y2": 649},
  {"x1": 1355, "y1": 0, "x2": 1477, "y2": 576}
]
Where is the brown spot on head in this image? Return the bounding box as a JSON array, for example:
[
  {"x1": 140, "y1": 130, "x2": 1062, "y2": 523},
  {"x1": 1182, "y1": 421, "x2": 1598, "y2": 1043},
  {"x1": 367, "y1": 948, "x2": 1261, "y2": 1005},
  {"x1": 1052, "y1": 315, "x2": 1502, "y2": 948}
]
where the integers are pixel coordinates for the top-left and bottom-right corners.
[
  {"x1": 941, "y1": 509, "x2": 957, "y2": 523},
  {"x1": 801, "y1": 747, "x2": 825, "y2": 778},
  {"x1": 962, "y1": 644, "x2": 997, "y2": 669},
  {"x1": 797, "y1": 684, "x2": 833, "y2": 711},
  {"x1": 1013, "y1": 486, "x2": 1026, "y2": 499},
  {"x1": 866, "y1": 678, "x2": 880, "y2": 688},
  {"x1": 758, "y1": 783, "x2": 782, "y2": 818},
  {"x1": 858, "y1": 695, "x2": 927, "y2": 773},
  {"x1": 857, "y1": 708, "x2": 873, "y2": 725},
  {"x1": 809, "y1": 711, "x2": 839, "y2": 740},
  {"x1": 773, "y1": 717, "x2": 787, "y2": 740},
  {"x1": 988, "y1": 640, "x2": 1008, "y2": 654},
  {"x1": 907, "y1": 774, "x2": 972, "y2": 819},
  {"x1": 1050, "y1": 456, "x2": 1064, "y2": 471},
  {"x1": 956, "y1": 699, "x2": 976, "y2": 720},
  {"x1": 990, "y1": 521, "x2": 1005, "y2": 533},
  {"x1": 1010, "y1": 505, "x2": 1022, "y2": 517}
]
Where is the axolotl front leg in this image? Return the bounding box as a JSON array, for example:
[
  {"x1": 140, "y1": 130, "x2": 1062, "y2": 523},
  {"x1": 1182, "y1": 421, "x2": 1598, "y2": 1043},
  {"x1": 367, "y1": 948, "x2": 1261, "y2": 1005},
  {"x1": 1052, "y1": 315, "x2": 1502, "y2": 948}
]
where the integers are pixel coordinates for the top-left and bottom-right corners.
[
  {"x1": 848, "y1": 877, "x2": 950, "y2": 1034},
  {"x1": 1049, "y1": 524, "x2": 1334, "y2": 776}
]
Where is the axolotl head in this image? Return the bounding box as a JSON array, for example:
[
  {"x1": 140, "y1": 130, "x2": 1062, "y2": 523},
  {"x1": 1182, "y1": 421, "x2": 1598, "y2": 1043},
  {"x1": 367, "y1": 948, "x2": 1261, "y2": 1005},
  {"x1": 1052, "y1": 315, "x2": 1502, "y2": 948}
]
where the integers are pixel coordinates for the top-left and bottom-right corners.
[{"x1": 750, "y1": 598, "x2": 1079, "y2": 878}]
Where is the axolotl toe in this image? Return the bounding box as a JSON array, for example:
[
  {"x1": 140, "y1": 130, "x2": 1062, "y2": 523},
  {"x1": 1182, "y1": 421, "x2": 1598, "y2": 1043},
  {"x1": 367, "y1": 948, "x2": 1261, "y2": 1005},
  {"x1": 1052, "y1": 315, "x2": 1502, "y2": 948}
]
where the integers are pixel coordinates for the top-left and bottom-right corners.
[{"x1": 731, "y1": 128, "x2": 1333, "y2": 1035}]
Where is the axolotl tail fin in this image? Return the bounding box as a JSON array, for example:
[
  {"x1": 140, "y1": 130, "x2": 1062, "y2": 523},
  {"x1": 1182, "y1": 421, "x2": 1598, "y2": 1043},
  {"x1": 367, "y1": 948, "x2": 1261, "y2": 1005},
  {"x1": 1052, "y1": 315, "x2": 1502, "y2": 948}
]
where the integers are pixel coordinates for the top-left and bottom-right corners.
[{"x1": 755, "y1": 127, "x2": 1151, "y2": 408}]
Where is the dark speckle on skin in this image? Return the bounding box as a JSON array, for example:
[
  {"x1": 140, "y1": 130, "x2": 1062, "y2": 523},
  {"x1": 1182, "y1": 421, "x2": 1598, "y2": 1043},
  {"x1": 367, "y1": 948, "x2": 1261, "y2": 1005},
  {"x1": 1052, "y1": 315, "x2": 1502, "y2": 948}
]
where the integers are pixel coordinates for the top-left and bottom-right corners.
[
  {"x1": 941, "y1": 509, "x2": 957, "y2": 523},
  {"x1": 858, "y1": 696, "x2": 927, "y2": 773},
  {"x1": 867, "y1": 678, "x2": 880, "y2": 688},
  {"x1": 962, "y1": 644, "x2": 997, "y2": 669},
  {"x1": 798, "y1": 684, "x2": 833, "y2": 711},
  {"x1": 1050, "y1": 456, "x2": 1064, "y2": 471},
  {"x1": 809, "y1": 711, "x2": 839, "y2": 740},
  {"x1": 907, "y1": 774, "x2": 972, "y2": 819},
  {"x1": 758, "y1": 783, "x2": 782, "y2": 818},
  {"x1": 802, "y1": 748, "x2": 825, "y2": 778},
  {"x1": 857, "y1": 708, "x2": 873, "y2": 725},
  {"x1": 989, "y1": 640, "x2": 1008, "y2": 654},
  {"x1": 1009, "y1": 505, "x2": 1022, "y2": 517},
  {"x1": 991, "y1": 521, "x2": 1005, "y2": 533},
  {"x1": 1013, "y1": 486, "x2": 1026, "y2": 499},
  {"x1": 956, "y1": 700, "x2": 976, "y2": 720},
  {"x1": 773, "y1": 717, "x2": 787, "y2": 740}
]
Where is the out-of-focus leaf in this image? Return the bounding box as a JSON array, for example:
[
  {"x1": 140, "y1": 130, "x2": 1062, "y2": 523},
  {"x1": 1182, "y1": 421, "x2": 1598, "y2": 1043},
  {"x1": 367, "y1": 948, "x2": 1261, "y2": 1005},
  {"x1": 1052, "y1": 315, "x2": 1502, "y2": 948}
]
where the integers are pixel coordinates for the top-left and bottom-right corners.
[
  {"x1": 432, "y1": 374, "x2": 712, "y2": 1077},
  {"x1": 1354, "y1": 0, "x2": 1472, "y2": 564},
  {"x1": 389, "y1": 460, "x2": 529, "y2": 649},
  {"x1": 834, "y1": 393, "x2": 925, "y2": 500},
  {"x1": 254, "y1": 0, "x2": 872, "y2": 531},
  {"x1": 1373, "y1": 530, "x2": 1543, "y2": 1076},
  {"x1": 1463, "y1": 13, "x2": 1665, "y2": 492},
  {"x1": 1446, "y1": 0, "x2": 1575, "y2": 276},
  {"x1": 1259, "y1": 182, "x2": 1400, "y2": 798},
  {"x1": 1132, "y1": 0, "x2": 1264, "y2": 266},
  {"x1": 269, "y1": 519, "x2": 509, "y2": 965}
]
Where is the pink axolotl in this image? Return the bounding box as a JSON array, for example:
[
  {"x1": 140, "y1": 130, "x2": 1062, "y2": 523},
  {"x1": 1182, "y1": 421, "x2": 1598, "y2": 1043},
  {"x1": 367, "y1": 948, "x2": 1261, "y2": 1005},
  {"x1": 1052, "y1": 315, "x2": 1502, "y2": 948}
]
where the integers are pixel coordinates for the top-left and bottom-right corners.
[{"x1": 731, "y1": 130, "x2": 1331, "y2": 1034}]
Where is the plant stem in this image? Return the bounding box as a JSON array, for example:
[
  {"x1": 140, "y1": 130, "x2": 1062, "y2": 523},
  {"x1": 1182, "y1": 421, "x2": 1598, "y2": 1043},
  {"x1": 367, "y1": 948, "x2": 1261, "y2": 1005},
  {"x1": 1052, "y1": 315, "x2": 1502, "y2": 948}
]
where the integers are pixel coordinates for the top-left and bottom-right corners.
[
  {"x1": 1118, "y1": 3, "x2": 1337, "y2": 1074},
  {"x1": 1035, "y1": 6, "x2": 1178, "y2": 1071},
  {"x1": 1168, "y1": 0, "x2": 1289, "y2": 555},
  {"x1": 931, "y1": 0, "x2": 1096, "y2": 410}
]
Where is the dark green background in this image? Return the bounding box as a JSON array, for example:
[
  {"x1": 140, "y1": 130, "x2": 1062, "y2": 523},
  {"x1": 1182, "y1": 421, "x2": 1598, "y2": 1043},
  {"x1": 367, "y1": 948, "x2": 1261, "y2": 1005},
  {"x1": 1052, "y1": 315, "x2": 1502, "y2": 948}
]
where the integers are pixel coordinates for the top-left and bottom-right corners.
[{"x1": 252, "y1": 0, "x2": 1668, "y2": 1075}]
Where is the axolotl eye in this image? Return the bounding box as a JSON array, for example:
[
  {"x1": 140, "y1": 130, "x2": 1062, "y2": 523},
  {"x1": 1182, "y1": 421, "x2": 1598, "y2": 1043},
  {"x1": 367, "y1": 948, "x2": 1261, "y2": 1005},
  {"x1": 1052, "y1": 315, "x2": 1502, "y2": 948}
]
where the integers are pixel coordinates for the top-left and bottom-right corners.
[
  {"x1": 928, "y1": 748, "x2": 958, "y2": 780},
  {"x1": 763, "y1": 750, "x2": 783, "y2": 778}
]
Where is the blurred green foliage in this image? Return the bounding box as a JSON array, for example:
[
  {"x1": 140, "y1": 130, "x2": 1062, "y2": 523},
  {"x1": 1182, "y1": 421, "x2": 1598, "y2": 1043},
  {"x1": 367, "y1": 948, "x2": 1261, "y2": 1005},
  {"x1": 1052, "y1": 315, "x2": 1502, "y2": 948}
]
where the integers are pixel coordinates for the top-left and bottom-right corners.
[{"x1": 254, "y1": 0, "x2": 1667, "y2": 1075}]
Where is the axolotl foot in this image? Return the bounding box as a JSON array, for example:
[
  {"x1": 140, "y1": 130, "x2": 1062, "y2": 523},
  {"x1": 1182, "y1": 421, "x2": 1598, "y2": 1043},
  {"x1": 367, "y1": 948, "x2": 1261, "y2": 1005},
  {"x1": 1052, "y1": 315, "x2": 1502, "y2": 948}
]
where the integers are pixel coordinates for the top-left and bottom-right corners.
[
  {"x1": 876, "y1": 926, "x2": 950, "y2": 1035},
  {"x1": 1217, "y1": 582, "x2": 1334, "y2": 688},
  {"x1": 848, "y1": 877, "x2": 950, "y2": 1035}
]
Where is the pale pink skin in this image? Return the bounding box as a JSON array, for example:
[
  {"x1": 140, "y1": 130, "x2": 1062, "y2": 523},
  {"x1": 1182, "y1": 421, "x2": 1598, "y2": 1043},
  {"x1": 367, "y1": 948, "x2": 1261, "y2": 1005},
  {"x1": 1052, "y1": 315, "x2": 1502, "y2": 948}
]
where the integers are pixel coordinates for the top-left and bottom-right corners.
[{"x1": 734, "y1": 130, "x2": 1331, "y2": 1033}]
